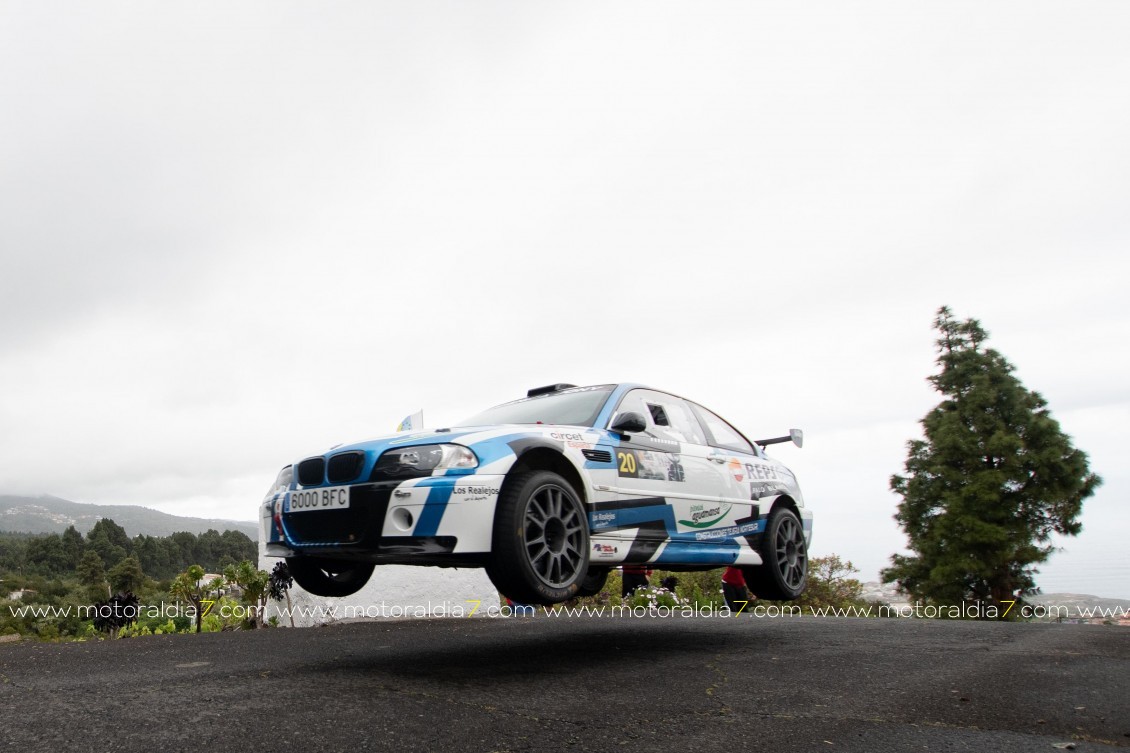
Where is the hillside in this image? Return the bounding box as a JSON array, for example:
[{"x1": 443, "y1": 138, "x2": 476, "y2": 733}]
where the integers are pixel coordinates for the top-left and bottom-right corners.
[
  {"x1": 860, "y1": 581, "x2": 1130, "y2": 613},
  {"x1": 0, "y1": 494, "x2": 257, "y2": 540}
]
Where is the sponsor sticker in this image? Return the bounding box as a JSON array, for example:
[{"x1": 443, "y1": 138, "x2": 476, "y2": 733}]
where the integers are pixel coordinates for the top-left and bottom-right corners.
[
  {"x1": 678, "y1": 503, "x2": 732, "y2": 529},
  {"x1": 694, "y1": 520, "x2": 763, "y2": 541},
  {"x1": 744, "y1": 462, "x2": 779, "y2": 480},
  {"x1": 454, "y1": 486, "x2": 501, "y2": 496},
  {"x1": 728, "y1": 458, "x2": 744, "y2": 482},
  {"x1": 591, "y1": 511, "x2": 617, "y2": 529},
  {"x1": 616, "y1": 450, "x2": 640, "y2": 478}
]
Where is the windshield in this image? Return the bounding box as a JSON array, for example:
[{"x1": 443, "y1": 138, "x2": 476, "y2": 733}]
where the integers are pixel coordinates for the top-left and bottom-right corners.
[{"x1": 458, "y1": 385, "x2": 614, "y2": 428}]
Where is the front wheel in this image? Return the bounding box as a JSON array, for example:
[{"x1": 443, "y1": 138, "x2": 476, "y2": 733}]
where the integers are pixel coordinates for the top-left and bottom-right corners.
[
  {"x1": 741, "y1": 507, "x2": 807, "y2": 601},
  {"x1": 286, "y1": 556, "x2": 374, "y2": 597},
  {"x1": 487, "y1": 471, "x2": 590, "y2": 605}
]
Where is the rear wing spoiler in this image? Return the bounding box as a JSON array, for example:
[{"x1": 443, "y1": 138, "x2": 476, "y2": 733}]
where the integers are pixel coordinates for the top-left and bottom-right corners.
[{"x1": 755, "y1": 429, "x2": 804, "y2": 449}]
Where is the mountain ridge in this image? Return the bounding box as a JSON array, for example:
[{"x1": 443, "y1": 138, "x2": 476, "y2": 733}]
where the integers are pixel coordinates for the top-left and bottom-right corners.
[{"x1": 0, "y1": 494, "x2": 257, "y2": 540}]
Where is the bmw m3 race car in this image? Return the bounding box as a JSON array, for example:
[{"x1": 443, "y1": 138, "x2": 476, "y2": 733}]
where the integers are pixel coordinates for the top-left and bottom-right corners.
[{"x1": 261, "y1": 383, "x2": 812, "y2": 606}]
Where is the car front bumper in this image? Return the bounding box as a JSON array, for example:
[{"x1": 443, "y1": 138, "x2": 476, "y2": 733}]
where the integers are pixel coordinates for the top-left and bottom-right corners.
[{"x1": 262, "y1": 474, "x2": 506, "y2": 566}]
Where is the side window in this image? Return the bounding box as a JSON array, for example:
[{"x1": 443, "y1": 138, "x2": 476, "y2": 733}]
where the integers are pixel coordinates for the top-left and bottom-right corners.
[
  {"x1": 691, "y1": 403, "x2": 754, "y2": 455},
  {"x1": 644, "y1": 397, "x2": 706, "y2": 445},
  {"x1": 611, "y1": 390, "x2": 707, "y2": 445},
  {"x1": 610, "y1": 390, "x2": 649, "y2": 434}
]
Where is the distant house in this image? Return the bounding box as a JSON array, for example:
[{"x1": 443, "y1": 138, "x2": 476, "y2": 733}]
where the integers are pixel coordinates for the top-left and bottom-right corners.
[
  {"x1": 196, "y1": 574, "x2": 238, "y2": 597},
  {"x1": 7, "y1": 589, "x2": 36, "y2": 601}
]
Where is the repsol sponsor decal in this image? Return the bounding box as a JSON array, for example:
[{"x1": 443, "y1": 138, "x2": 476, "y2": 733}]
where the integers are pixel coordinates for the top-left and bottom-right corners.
[
  {"x1": 745, "y1": 463, "x2": 779, "y2": 480},
  {"x1": 678, "y1": 503, "x2": 732, "y2": 529}
]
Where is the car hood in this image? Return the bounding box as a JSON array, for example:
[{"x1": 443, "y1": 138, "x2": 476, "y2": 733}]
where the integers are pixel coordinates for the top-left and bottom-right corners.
[{"x1": 316, "y1": 427, "x2": 494, "y2": 457}]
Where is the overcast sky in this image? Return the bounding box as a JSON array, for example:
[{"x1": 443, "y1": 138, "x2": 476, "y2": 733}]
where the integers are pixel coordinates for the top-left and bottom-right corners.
[{"x1": 2, "y1": 2, "x2": 1127, "y2": 598}]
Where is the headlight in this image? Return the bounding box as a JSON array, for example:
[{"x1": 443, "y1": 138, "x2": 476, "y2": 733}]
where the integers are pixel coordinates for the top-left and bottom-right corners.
[
  {"x1": 267, "y1": 466, "x2": 293, "y2": 496},
  {"x1": 372, "y1": 444, "x2": 478, "y2": 479}
]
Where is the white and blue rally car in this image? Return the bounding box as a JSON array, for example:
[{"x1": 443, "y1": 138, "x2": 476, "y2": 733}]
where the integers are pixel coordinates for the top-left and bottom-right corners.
[{"x1": 261, "y1": 383, "x2": 812, "y2": 605}]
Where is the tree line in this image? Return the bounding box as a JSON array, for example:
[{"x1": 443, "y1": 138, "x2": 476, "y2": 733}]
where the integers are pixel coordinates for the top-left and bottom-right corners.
[{"x1": 0, "y1": 519, "x2": 256, "y2": 582}]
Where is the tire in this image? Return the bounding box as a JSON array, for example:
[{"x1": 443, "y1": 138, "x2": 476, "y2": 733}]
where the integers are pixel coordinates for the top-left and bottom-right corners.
[
  {"x1": 576, "y1": 567, "x2": 610, "y2": 598},
  {"x1": 487, "y1": 471, "x2": 590, "y2": 605},
  {"x1": 286, "y1": 556, "x2": 374, "y2": 598},
  {"x1": 741, "y1": 507, "x2": 807, "y2": 601}
]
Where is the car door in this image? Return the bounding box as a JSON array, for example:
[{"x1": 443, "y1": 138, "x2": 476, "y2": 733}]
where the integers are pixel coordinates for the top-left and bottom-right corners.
[
  {"x1": 689, "y1": 402, "x2": 780, "y2": 519},
  {"x1": 602, "y1": 389, "x2": 732, "y2": 554}
]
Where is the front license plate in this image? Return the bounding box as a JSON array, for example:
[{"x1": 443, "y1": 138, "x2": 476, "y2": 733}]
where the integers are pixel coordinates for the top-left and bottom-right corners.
[{"x1": 287, "y1": 486, "x2": 351, "y2": 513}]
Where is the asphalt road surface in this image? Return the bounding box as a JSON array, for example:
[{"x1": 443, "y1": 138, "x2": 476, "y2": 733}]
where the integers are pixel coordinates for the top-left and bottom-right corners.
[{"x1": 1, "y1": 616, "x2": 1127, "y2": 752}]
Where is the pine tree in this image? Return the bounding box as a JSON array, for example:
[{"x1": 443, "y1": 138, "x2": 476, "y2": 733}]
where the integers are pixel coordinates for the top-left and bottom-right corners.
[
  {"x1": 86, "y1": 518, "x2": 132, "y2": 568},
  {"x1": 61, "y1": 525, "x2": 86, "y2": 570},
  {"x1": 108, "y1": 555, "x2": 147, "y2": 594},
  {"x1": 883, "y1": 307, "x2": 1101, "y2": 615},
  {"x1": 76, "y1": 550, "x2": 109, "y2": 601}
]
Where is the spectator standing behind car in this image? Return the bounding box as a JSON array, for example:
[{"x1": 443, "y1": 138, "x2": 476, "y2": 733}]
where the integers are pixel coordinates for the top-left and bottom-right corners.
[
  {"x1": 721, "y1": 566, "x2": 750, "y2": 613},
  {"x1": 621, "y1": 564, "x2": 652, "y2": 598},
  {"x1": 503, "y1": 595, "x2": 536, "y2": 617}
]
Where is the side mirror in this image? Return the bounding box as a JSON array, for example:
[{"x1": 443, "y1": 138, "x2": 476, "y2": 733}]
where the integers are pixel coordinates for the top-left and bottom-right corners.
[{"x1": 609, "y1": 411, "x2": 647, "y2": 435}]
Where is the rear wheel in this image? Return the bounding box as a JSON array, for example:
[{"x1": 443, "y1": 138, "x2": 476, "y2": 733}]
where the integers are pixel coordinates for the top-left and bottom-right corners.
[
  {"x1": 487, "y1": 471, "x2": 589, "y2": 605},
  {"x1": 741, "y1": 507, "x2": 807, "y2": 600},
  {"x1": 286, "y1": 556, "x2": 374, "y2": 597},
  {"x1": 576, "y1": 567, "x2": 610, "y2": 598}
]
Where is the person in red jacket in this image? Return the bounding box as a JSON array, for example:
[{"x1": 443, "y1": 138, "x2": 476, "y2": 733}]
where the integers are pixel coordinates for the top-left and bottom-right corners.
[
  {"x1": 722, "y1": 566, "x2": 751, "y2": 613},
  {"x1": 621, "y1": 564, "x2": 652, "y2": 598}
]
